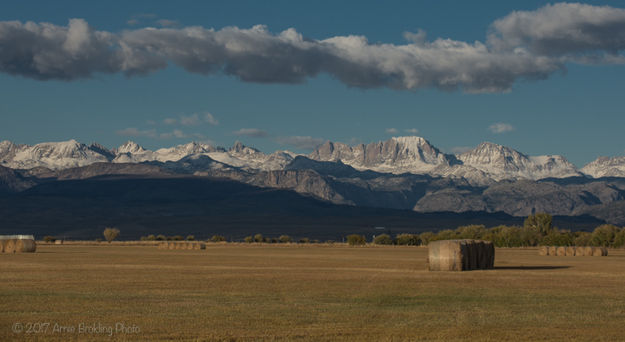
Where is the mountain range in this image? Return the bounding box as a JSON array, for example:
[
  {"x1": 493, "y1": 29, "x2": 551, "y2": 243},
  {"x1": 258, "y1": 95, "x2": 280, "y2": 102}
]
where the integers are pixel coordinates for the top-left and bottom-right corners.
[{"x1": 1, "y1": 136, "x2": 625, "y2": 236}]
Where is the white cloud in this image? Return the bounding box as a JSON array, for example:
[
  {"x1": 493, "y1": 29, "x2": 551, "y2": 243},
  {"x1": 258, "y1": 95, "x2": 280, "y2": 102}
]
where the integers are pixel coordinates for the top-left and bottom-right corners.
[
  {"x1": 404, "y1": 128, "x2": 419, "y2": 134},
  {"x1": 116, "y1": 127, "x2": 156, "y2": 138},
  {"x1": 163, "y1": 118, "x2": 177, "y2": 125},
  {"x1": 488, "y1": 122, "x2": 515, "y2": 134},
  {"x1": 276, "y1": 136, "x2": 325, "y2": 150},
  {"x1": 203, "y1": 112, "x2": 219, "y2": 125},
  {"x1": 385, "y1": 128, "x2": 399, "y2": 134},
  {"x1": 2, "y1": 3, "x2": 625, "y2": 92},
  {"x1": 233, "y1": 128, "x2": 268, "y2": 137},
  {"x1": 179, "y1": 114, "x2": 200, "y2": 126}
]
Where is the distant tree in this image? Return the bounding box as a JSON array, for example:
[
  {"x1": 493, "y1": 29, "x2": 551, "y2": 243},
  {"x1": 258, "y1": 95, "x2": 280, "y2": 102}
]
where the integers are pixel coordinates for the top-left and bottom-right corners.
[
  {"x1": 298, "y1": 238, "x2": 310, "y2": 244},
  {"x1": 186, "y1": 235, "x2": 195, "y2": 241},
  {"x1": 140, "y1": 236, "x2": 148, "y2": 241},
  {"x1": 146, "y1": 234, "x2": 156, "y2": 241},
  {"x1": 171, "y1": 235, "x2": 184, "y2": 241},
  {"x1": 419, "y1": 232, "x2": 435, "y2": 245},
  {"x1": 373, "y1": 234, "x2": 393, "y2": 245},
  {"x1": 524, "y1": 213, "x2": 553, "y2": 236},
  {"x1": 573, "y1": 232, "x2": 592, "y2": 246},
  {"x1": 156, "y1": 234, "x2": 167, "y2": 241},
  {"x1": 278, "y1": 235, "x2": 292, "y2": 243},
  {"x1": 254, "y1": 234, "x2": 264, "y2": 243},
  {"x1": 613, "y1": 229, "x2": 625, "y2": 248},
  {"x1": 591, "y1": 224, "x2": 619, "y2": 247},
  {"x1": 456, "y1": 225, "x2": 486, "y2": 240},
  {"x1": 395, "y1": 234, "x2": 420, "y2": 246},
  {"x1": 103, "y1": 227, "x2": 120, "y2": 243},
  {"x1": 244, "y1": 236, "x2": 254, "y2": 243},
  {"x1": 434, "y1": 229, "x2": 457, "y2": 241},
  {"x1": 43, "y1": 236, "x2": 56, "y2": 243},
  {"x1": 211, "y1": 235, "x2": 227, "y2": 242},
  {"x1": 346, "y1": 234, "x2": 366, "y2": 246}
]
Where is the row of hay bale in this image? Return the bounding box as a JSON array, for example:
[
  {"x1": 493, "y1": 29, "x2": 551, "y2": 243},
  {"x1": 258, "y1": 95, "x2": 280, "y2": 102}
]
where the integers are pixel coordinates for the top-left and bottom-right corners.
[
  {"x1": 539, "y1": 246, "x2": 608, "y2": 256},
  {"x1": 157, "y1": 242, "x2": 206, "y2": 250},
  {"x1": 0, "y1": 235, "x2": 37, "y2": 253},
  {"x1": 428, "y1": 239, "x2": 495, "y2": 271}
]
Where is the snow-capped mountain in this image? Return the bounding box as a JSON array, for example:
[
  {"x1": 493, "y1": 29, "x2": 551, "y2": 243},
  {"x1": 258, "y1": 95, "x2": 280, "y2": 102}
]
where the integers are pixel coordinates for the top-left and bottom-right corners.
[
  {"x1": 581, "y1": 156, "x2": 625, "y2": 178},
  {"x1": 0, "y1": 136, "x2": 621, "y2": 182},
  {"x1": 0, "y1": 140, "x2": 111, "y2": 170},
  {"x1": 309, "y1": 136, "x2": 452, "y2": 174},
  {"x1": 454, "y1": 142, "x2": 581, "y2": 181}
]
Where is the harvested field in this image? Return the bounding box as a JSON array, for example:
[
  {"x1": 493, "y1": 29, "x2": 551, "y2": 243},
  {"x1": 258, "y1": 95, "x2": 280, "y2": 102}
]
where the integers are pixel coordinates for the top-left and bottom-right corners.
[{"x1": 1, "y1": 245, "x2": 624, "y2": 341}]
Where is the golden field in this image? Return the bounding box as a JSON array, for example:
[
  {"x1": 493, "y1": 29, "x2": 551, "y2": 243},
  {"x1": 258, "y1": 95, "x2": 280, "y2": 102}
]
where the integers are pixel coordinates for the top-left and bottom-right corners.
[{"x1": 1, "y1": 244, "x2": 624, "y2": 341}]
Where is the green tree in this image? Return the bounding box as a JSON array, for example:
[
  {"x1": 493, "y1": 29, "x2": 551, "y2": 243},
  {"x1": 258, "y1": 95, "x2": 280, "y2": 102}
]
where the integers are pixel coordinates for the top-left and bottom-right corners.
[
  {"x1": 524, "y1": 213, "x2": 553, "y2": 236},
  {"x1": 244, "y1": 236, "x2": 253, "y2": 243},
  {"x1": 103, "y1": 227, "x2": 120, "y2": 243},
  {"x1": 211, "y1": 235, "x2": 227, "y2": 242},
  {"x1": 591, "y1": 224, "x2": 619, "y2": 247},
  {"x1": 155, "y1": 234, "x2": 166, "y2": 241},
  {"x1": 373, "y1": 234, "x2": 393, "y2": 245},
  {"x1": 254, "y1": 234, "x2": 264, "y2": 243},
  {"x1": 456, "y1": 225, "x2": 486, "y2": 240},
  {"x1": 395, "y1": 234, "x2": 420, "y2": 246},
  {"x1": 186, "y1": 235, "x2": 195, "y2": 241},
  {"x1": 573, "y1": 231, "x2": 592, "y2": 246},
  {"x1": 278, "y1": 235, "x2": 292, "y2": 243},
  {"x1": 346, "y1": 234, "x2": 366, "y2": 246},
  {"x1": 419, "y1": 232, "x2": 435, "y2": 245}
]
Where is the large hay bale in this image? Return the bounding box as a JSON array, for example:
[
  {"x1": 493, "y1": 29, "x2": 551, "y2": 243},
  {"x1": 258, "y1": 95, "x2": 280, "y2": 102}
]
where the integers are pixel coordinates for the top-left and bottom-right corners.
[
  {"x1": 4, "y1": 239, "x2": 16, "y2": 253},
  {"x1": 428, "y1": 239, "x2": 494, "y2": 271},
  {"x1": 565, "y1": 246, "x2": 576, "y2": 256},
  {"x1": 592, "y1": 247, "x2": 603, "y2": 256},
  {"x1": 584, "y1": 246, "x2": 594, "y2": 256},
  {"x1": 556, "y1": 246, "x2": 567, "y2": 256},
  {"x1": 0, "y1": 239, "x2": 5, "y2": 253},
  {"x1": 538, "y1": 246, "x2": 549, "y2": 256},
  {"x1": 14, "y1": 239, "x2": 36, "y2": 253},
  {"x1": 601, "y1": 247, "x2": 608, "y2": 256}
]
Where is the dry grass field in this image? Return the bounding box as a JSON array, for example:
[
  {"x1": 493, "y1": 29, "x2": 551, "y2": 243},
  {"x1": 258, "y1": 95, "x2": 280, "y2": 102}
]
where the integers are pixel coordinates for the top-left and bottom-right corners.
[{"x1": 1, "y1": 244, "x2": 624, "y2": 341}]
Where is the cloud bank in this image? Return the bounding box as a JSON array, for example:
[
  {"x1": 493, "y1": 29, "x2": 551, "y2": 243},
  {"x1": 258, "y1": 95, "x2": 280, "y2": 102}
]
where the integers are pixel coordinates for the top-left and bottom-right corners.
[
  {"x1": 489, "y1": 122, "x2": 515, "y2": 134},
  {"x1": 1, "y1": 3, "x2": 625, "y2": 92}
]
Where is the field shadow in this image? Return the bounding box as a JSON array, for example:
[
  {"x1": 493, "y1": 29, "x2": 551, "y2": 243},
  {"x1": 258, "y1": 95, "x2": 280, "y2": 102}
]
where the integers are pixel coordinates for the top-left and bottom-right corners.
[{"x1": 495, "y1": 266, "x2": 571, "y2": 270}]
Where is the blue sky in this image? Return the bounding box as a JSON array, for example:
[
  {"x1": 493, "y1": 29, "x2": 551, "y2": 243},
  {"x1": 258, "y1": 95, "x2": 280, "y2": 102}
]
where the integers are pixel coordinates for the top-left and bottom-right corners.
[{"x1": 1, "y1": 1, "x2": 624, "y2": 167}]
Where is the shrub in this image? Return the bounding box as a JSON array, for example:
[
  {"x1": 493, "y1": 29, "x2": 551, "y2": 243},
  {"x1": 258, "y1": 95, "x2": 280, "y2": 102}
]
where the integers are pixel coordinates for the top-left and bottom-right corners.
[
  {"x1": 43, "y1": 236, "x2": 56, "y2": 243},
  {"x1": 146, "y1": 234, "x2": 156, "y2": 241},
  {"x1": 254, "y1": 234, "x2": 264, "y2": 243},
  {"x1": 211, "y1": 235, "x2": 227, "y2": 242},
  {"x1": 434, "y1": 229, "x2": 457, "y2": 241},
  {"x1": 186, "y1": 235, "x2": 195, "y2": 241},
  {"x1": 278, "y1": 235, "x2": 292, "y2": 243},
  {"x1": 456, "y1": 225, "x2": 486, "y2": 240},
  {"x1": 419, "y1": 232, "x2": 435, "y2": 245},
  {"x1": 103, "y1": 227, "x2": 120, "y2": 243},
  {"x1": 396, "y1": 234, "x2": 420, "y2": 246},
  {"x1": 591, "y1": 224, "x2": 619, "y2": 247},
  {"x1": 524, "y1": 213, "x2": 553, "y2": 235},
  {"x1": 171, "y1": 235, "x2": 184, "y2": 241},
  {"x1": 270, "y1": 238, "x2": 278, "y2": 244},
  {"x1": 156, "y1": 234, "x2": 166, "y2": 241},
  {"x1": 574, "y1": 231, "x2": 592, "y2": 246},
  {"x1": 244, "y1": 236, "x2": 254, "y2": 243},
  {"x1": 311, "y1": 239, "x2": 320, "y2": 244},
  {"x1": 298, "y1": 237, "x2": 310, "y2": 244},
  {"x1": 373, "y1": 234, "x2": 393, "y2": 245},
  {"x1": 140, "y1": 236, "x2": 148, "y2": 241},
  {"x1": 96, "y1": 238, "x2": 103, "y2": 243},
  {"x1": 346, "y1": 234, "x2": 366, "y2": 246},
  {"x1": 613, "y1": 229, "x2": 625, "y2": 248}
]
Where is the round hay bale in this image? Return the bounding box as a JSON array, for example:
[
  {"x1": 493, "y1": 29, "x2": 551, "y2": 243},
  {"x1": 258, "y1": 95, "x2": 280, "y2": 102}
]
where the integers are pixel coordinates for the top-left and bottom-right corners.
[
  {"x1": 601, "y1": 247, "x2": 608, "y2": 256},
  {"x1": 574, "y1": 247, "x2": 585, "y2": 256},
  {"x1": 548, "y1": 246, "x2": 557, "y2": 256},
  {"x1": 15, "y1": 239, "x2": 36, "y2": 253},
  {"x1": 538, "y1": 246, "x2": 549, "y2": 256},
  {"x1": 0, "y1": 239, "x2": 5, "y2": 253},
  {"x1": 556, "y1": 246, "x2": 567, "y2": 256},
  {"x1": 592, "y1": 247, "x2": 603, "y2": 256},
  {"x1": 54, "y1": 240, "x2": 63, "y2": 245},
  {"x1": 584, "y1": 246, "x2": 594, "y2": 256},
  {"x1": 4, "y1": 239, "x2": 17, "y2": 253},
  {"x1": 565, "y1": 246, "x2": 576, "y2": 256}
]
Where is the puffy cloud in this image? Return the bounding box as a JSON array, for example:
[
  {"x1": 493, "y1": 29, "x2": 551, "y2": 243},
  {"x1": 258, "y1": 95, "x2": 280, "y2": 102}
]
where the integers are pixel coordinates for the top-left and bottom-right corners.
[
  {"x1": 405, "y1": 128, "x2": 419, "y2": 134},
  {"x1": 163, "y1": 118, "x2": 177, "y2": 125},
  {"x1": 489, "y1": 3, "x2": 625, "y2": 60},
  {"x1": 2, "y1": 3, "x2": 625, "y2": 91},
  {"x1": 203, "y1": 112, "x2": 219, "y2": 125},
  {"x1": 385, "y1": 128, "x2": 399, "y2": 134},
  {"x1": 488, "y1": 122, "x2": 514, "y2": 134},
  {"x1": 116, "y1": 127, "x2": 156, "y2": 138},
  {"x1": 233, "y1": 128, "x2": 268, "y2": 137},
  {"x1": 276, "y1": 136, "x2": 325, "y2": 150}
]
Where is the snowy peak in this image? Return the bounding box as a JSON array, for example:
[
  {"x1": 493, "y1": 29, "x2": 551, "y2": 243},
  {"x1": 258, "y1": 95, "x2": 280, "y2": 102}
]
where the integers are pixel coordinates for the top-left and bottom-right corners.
[
  {"x1": 117, "y1": 141, "x2": 146, "y2": 154},
  {"x1": 2, "y1": 140, "x2": 112, "y2": 170},
  {"x1": 457, "y1": 142, "x2": 580, "y2": 180},
  {"x1": 581, "y1": 156, "x2": 625, "y2": 178},
  {"x1": 310, "y1": 136, "x2": 451, "y2": 174},
  {"x1": 229, "y1": 141, "x2": 260, "y2": 154}
]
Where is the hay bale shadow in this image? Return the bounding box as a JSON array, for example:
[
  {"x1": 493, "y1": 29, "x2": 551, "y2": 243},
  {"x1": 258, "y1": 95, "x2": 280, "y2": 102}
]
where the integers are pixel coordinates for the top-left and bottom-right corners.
[{"x1": 495, "y1": 266, "x2": 571, "y2": 270}]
